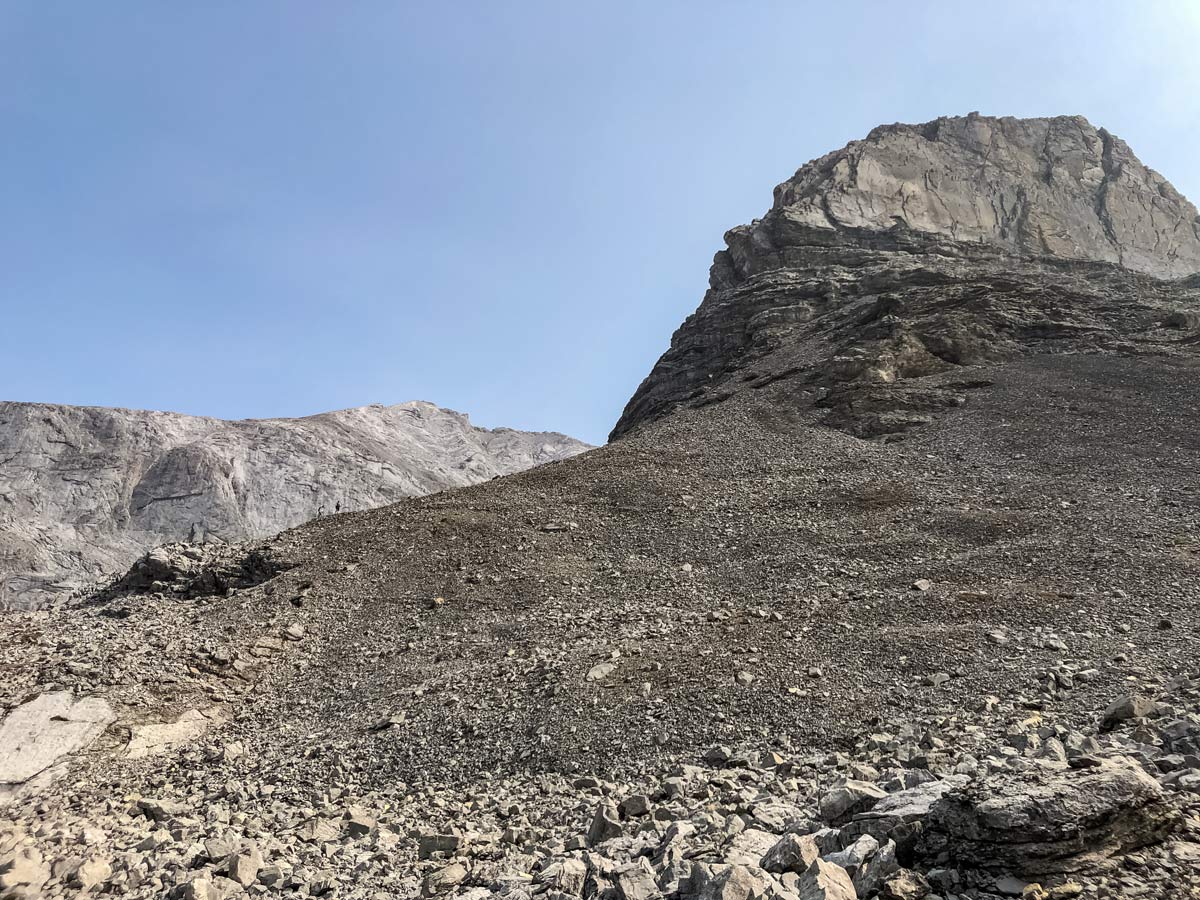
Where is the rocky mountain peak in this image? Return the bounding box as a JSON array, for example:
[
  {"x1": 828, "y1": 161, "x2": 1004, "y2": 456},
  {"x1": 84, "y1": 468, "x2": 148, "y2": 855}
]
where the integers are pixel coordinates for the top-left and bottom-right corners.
[
  {"x1": 769, "y1": 113, "x2": 1200, "y2": 278},
  {"x1": 612, "y1": 114, "x2": 1200, "y2": 440}
]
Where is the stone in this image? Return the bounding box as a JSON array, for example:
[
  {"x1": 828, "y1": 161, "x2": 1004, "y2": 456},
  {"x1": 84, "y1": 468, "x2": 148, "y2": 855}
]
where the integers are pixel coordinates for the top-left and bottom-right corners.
[
  {"x1": 1100, "y1": 694, "x2": 1158, "y2": 730},
  {"x1": 418, "y1": 832, "x2": 462, "y2": 859},
  {"x1": 587, "y1": 662, "x2": 616, "y2": 682},
  {"x1": 345, "y1": 805, "x2": 376, "y2": 836},
  {"x1": 179, "y1": 876, "x2": 218, "y2": 900},
  {"x1": 0, "y1": 844, "x2": 49, "y2": 894},
  {"x1": 853, "y1": 840, "x2": 900, "y2": 897},
  {"x1": 694, "y1": 864, "x2": 772, "y2": 900},
  {"x1": 796, "y1": 858, "x2": 857, "y2": 900},
  {"x1": 825, "y1": 833, "x2": 878, "y2": 875},
  {"x1": 227, "y1": 845, "x2": 262, "y2": 886},
  {"x1": 137, "y1": 797, "x2": 189, "y2": 821},
  {"x1": 125, "y1": 708, "x2": 226, "y2": 759},
  {"x1": 422, "y1": 861, "x2": 467, "y2": 896},
  {"x1": 615, "y1": 857, "x2": 660, "y2": 900},
  {"x1": 620, "y1": 794, "x2": 652, "y2": 817},
  {"x1": 880, "y1": 869, "x2": 930, "y2": 900},
  {"x1": 0, "y1": 693, "x2": 114, "y2": 797},
  {"x1": 587, "y1": 804, "x2": 623, "y2": 845},
  {"x1": 297, "y1": 817, "x2": 342, "y2": 844},
  {"x1": 820, "y1": 780, "x2": 889, "y2": 824},
  {"x1": 761, "y1": 832, "x2": 821, "y2": 873},
  {"x1": 68, "y1": 856, "x2": 111, "y2": 890},
  {"x1": 724, "y1": 827, "x2": 778, "y2": 865}
]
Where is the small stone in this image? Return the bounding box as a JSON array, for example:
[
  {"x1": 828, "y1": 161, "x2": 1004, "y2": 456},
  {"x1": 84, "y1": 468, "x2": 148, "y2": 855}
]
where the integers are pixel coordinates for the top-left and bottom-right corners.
[
  {"x1": 881, "y1": 869, "x2": 931, "y2": 900},
  {"x1": 137, "y1": 798, "x2": 188, "y2": 821},
  {"x1": 344, "y1": 805, "x2": 376, "y2": 836},
  {"x1": 587, "y1": 661, "x2": 616, "y2": 682},
  {"x1": 911, "y1": 579, "x2": 933, "y2": 592},
  {"x1": 71, "y1": 855, "x2": 112, "y2": 891},
  {"x1": 417, "y1": 832, "x2": 461, "y2": 859},
  {"x1": 284, "y1": 623, "x2": 305, "y2": 641},
  {"x1": 619, "y1": 794, "x2": 652, "y2": 817},
  {"x1": 735, "y1": 670, "x2": 755, "y2": 687},
  {"x1": 1100, "y1": 694, "x2": 1157, "y2": 730},
  {"x1": 422, "y1": 861, "x2": 467, "y2": 897}
]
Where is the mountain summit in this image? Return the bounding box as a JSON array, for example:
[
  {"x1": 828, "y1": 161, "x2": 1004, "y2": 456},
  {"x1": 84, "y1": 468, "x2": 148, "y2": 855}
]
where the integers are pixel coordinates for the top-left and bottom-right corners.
[
  {"x1": 613, "y1": 114, "x2": 1200, "y2": 440},
  {"x1": 773, "y1": 114, "x2": 1200, "y2": 277}
]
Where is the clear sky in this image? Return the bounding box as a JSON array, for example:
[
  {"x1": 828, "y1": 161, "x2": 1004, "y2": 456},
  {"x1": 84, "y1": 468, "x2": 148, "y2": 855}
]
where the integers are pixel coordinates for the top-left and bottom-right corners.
[{"x1": 3, "y1": 2, "x2": 1198, "y2": 445}]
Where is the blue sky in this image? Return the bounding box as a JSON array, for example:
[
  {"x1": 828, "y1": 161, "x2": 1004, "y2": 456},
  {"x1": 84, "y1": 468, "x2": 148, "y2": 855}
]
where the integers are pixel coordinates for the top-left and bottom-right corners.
[{"x1": 3, "y1": 2, "x2": 1198, "y2": 445}]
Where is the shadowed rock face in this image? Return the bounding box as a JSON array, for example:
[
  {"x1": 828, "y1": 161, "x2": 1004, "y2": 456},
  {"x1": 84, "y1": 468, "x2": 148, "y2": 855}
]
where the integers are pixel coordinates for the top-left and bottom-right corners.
[
  {"x1": 612, "y1": 114, "x2": 1200, "y2": 441},
  {"x1": 0, "y1": 401, "x2": 589, "y2": 608}
]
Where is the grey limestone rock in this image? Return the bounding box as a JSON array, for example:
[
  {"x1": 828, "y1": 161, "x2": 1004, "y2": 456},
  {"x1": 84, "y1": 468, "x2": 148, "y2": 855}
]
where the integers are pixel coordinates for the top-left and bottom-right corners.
[{"x1": 0, "y1": 400, "x2": 589, "y2": 608}]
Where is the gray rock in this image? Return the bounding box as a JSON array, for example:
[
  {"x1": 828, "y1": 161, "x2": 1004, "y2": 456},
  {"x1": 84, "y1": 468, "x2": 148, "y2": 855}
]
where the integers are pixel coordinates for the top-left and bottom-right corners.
[
  {"x1": 587, "y1": 804, "x2": 623, "y2": 845},
  {"x1": 124, "y1": 708, "x2": 226, "y2": 759},
  {"x1": 796, "y1": 858, "x2": 857, "y2": 900},
  {"x1": 918, "y1": 755, "x2": 1178, "y2": 875},
  {"x1": 761, "y1": 832, "x2": 821, "y2": 873},
  {"x1": 422, "y1": 861, "x2": 467, "y2": 897},
  {"x1": 0, "y1": 692, "x2": 114, "y2": 801},
  {"x1": 819, "y1": 780, "x2": 888, "y2": 824},
  {"x1": 0, "y1": 400, "x2": 590, "y2": 609},
  {"x1": 1101, "y1": 694, "x2": 1158, "y2": 730}
]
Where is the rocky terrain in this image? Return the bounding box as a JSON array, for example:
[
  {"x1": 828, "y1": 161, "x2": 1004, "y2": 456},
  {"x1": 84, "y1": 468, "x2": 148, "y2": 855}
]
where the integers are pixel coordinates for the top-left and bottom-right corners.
[
  {"x1": 0, "y1": 401, "x2": 589, "y2": 609},
  {"x1": 1, "y1": 114, "x2": 1199, "y2": 899}
]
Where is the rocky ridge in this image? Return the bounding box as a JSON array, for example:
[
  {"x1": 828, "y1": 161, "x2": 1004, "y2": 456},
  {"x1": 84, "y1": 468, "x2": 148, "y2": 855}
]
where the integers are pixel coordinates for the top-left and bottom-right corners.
[
  {"x1": 612, "y1": 114, "x2": 1200, "y2": 439},
  {"x1": 0, "y1": 401, "x2": 589, "y2": 609}
]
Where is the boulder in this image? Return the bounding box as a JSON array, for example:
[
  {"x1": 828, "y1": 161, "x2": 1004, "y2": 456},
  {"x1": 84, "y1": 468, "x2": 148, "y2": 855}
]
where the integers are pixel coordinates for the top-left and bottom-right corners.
[
  {"x1": 761, "y1": 832, "x2": 821, "y2": 873},
  {"x1": 796, "y1": 858, "x2": 857, "y2": 899},
  {"x1": 918, "y1": 755, "x2": 1178, "y2": 875},
  {"x1": 0, "y1": 693, "x2": 114, "y2": 800},
  {"x1": 819, "y1": 780, "x2": 889, "y2": 824}
]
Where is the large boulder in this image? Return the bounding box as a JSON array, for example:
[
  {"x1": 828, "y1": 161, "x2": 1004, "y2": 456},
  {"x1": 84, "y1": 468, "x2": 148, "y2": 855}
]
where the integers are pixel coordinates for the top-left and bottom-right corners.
[
  {"x1": 0, "y1": 693, "x2": 114, "y2": 803},
  {"x1": 918, "y1": 756, "x2": 1178, "y2": 875}
]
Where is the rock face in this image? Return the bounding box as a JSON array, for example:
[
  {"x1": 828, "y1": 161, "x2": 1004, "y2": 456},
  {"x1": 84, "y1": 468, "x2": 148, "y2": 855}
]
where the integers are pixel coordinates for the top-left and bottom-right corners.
[
  {"x1": 0, "y1": 401, "x2": 589, "y2": 608},
  {"x1": 612, "y1": 114, "x2": 1200, "y2": 440}
]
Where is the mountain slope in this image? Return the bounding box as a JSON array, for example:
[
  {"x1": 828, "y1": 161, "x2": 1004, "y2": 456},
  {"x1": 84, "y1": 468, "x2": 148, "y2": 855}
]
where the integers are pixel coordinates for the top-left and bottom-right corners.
[{"x1": 0, "y1": 400, "x2": 589, "y2": 608}]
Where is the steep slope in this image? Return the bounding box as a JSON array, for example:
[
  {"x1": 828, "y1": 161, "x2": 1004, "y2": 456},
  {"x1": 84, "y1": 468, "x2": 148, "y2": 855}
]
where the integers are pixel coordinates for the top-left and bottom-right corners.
[
  {"x1": 1, "y1": 115, "x2": 1199, "y2": 899},
  {"x1": 0, "y1": 401, "x2": 589, "y2": 608}
]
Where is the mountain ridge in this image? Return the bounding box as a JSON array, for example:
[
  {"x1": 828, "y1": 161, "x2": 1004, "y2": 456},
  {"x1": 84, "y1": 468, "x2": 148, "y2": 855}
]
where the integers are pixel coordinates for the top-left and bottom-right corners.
[{"x1": 0, "y1": 399, "x2": 589, "y2": 608}]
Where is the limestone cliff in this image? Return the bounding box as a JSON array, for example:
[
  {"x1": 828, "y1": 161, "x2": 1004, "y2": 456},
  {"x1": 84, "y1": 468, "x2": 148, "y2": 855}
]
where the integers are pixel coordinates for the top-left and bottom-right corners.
[
  {"x1": 0, "y1": 401, "x2": 589, "y2": 608},
  {"x1": 612, "y1": 114, "x2": 1200, "y2": 440}
]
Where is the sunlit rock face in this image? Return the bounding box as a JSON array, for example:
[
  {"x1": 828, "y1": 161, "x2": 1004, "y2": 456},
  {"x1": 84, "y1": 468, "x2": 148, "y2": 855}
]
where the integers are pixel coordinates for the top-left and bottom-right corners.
[{"x1": 0, "y1": 400, "x2": 589, "y2": 608}]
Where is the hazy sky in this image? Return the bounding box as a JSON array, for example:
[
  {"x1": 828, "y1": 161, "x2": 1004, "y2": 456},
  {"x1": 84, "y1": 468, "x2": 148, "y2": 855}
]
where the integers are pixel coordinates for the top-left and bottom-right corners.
[{"x1": 3, "y1": 2, "x2": 1198, "y2": 444}]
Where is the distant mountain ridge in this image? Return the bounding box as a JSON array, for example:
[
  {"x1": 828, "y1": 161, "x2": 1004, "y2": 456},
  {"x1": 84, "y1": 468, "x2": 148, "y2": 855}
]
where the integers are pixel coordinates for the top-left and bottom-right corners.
[{"x1": 0, "y1": 400, "x2": 590, "y2": 608}]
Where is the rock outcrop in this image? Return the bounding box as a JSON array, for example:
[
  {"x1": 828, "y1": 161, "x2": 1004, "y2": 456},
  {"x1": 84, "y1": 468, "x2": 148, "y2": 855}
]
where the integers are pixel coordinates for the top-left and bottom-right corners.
[
  {"x1": 0, "y1": 401, "x2": 588, "y2": 608},
  {"x1": 612, "y1": 114, "x2": 1200, "y2": 440}
]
